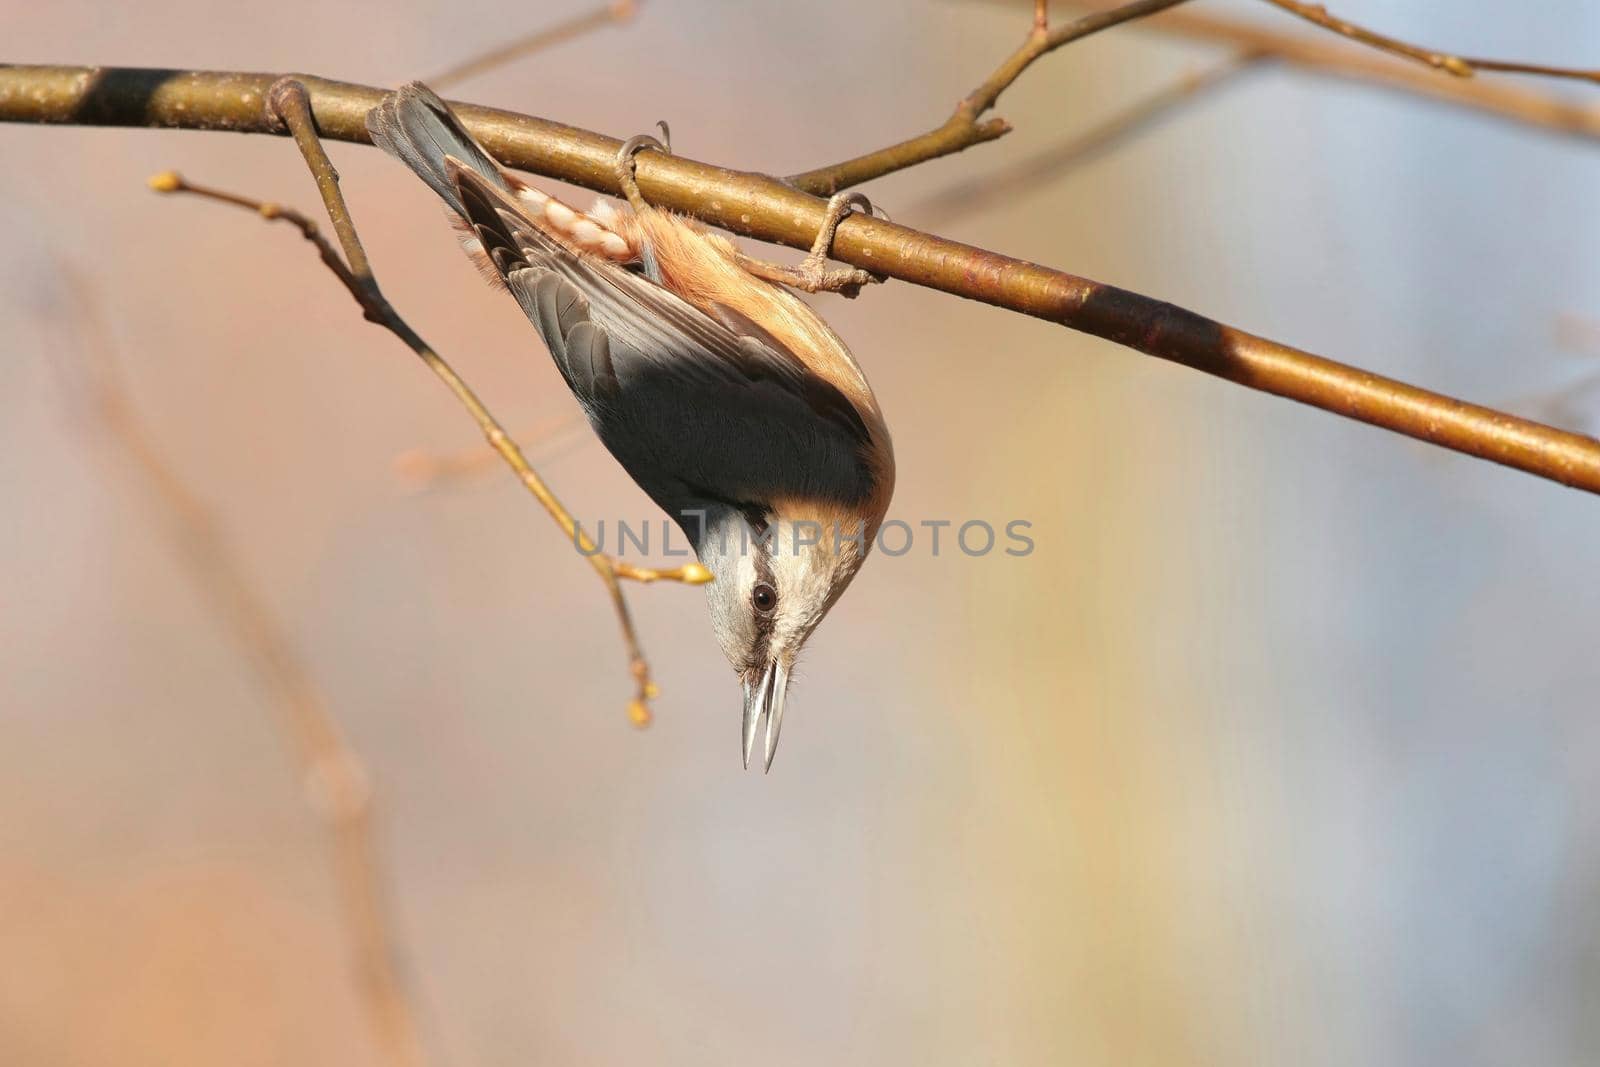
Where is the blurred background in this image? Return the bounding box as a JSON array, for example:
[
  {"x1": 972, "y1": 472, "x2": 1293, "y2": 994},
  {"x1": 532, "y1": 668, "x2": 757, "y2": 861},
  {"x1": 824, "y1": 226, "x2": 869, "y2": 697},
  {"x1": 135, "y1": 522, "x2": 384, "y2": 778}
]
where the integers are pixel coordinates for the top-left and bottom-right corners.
[{"x1": 3, "y1": 1, "x2": 1599, "y2": 1064}]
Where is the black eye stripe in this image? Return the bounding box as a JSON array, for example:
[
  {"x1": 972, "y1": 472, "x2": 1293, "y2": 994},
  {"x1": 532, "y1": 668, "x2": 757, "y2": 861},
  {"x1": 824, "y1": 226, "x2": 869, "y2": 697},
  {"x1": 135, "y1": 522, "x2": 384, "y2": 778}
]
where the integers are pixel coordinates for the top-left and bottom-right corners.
[
  {"x1": 747, "y1": 515, "x2": 778, "y2": 620},
  {"x1": 738, "y1": 504, "x2": 770, "y2": 538}
]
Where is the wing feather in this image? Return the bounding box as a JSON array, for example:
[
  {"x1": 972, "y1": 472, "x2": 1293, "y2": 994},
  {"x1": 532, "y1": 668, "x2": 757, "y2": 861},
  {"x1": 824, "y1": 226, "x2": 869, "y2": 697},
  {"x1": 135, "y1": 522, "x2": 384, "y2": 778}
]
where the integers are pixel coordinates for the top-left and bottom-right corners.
[
  {"x1": 446, "y1": 162, "x2": 877, "y2": 511},
  {"x1": 450, "y1": 165, "x2": 868, "y2": 438}
]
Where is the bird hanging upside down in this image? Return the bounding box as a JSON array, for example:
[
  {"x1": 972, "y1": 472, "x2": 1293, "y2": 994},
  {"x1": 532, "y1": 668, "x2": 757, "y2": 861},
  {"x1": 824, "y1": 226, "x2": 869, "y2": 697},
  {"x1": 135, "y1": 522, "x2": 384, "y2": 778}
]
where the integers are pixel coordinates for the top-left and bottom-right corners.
[{"x1": 367, "y1": 83, "x2": 895, "y2": 771}]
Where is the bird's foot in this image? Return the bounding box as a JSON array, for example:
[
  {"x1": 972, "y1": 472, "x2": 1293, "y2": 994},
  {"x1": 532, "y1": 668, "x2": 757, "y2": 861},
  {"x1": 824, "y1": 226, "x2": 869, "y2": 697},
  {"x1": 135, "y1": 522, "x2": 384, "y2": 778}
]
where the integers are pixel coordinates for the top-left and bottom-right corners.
[
  {"x1": 736, "y1": 191, "x2": 885, "y2": 298},
  {"x1": 613, "y1": 122, "x2": 671, "y2": 213}
]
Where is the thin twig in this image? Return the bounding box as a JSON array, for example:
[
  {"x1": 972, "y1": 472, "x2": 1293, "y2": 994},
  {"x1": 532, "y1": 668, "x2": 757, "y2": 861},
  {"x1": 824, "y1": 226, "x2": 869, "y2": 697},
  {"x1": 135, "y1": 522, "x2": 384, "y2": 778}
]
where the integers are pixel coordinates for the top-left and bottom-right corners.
[
  {"x1": 429, "y1": 0, "x2": 640, "y2": 90},
  {"x1": 1259, "y1": 0, "x2": 1473, "y2": 77},
  {"x1": 1459, "y1": 55, "x2": 1600, "y2": 87},
  {"x1": 1260, "y1": 0, "x2": 1600, "y2": 85},
  {"x1": 910, "y1": 52, "x2": 1267, "y2": 224},
  {"x1": 146, "y1": 170, "x2": 369, "y2": 301},
  {"x1": 274, "y1": 76, "x2": 709, "y2": 718},
  {"x1": 786, "y1": 0, "x2": 1196, "y2": 195},
  {"x1": 1040, "y1": 0, "x2": 1600, "y2": 142},
  {"x1": 6, "y1": 67, "x2": 1600, "y2": 495},
  {"x1": 45, "y1": 272, "x2": 427, "y2": 1067}
]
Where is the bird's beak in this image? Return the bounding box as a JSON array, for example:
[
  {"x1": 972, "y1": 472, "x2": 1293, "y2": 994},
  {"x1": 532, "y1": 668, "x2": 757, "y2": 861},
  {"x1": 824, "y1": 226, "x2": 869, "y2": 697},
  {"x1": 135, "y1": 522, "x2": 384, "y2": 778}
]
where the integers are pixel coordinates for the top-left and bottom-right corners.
[{"x1": 741, "y1": 659, "x2": 791, "y2": 773}]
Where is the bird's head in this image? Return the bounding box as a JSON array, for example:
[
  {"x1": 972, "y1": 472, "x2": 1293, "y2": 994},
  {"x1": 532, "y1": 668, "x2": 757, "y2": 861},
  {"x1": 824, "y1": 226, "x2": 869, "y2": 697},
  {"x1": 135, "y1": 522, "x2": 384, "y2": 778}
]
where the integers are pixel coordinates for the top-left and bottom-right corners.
[{"x1": 689, "y1": 500, "x2": 876, "y2": 771}]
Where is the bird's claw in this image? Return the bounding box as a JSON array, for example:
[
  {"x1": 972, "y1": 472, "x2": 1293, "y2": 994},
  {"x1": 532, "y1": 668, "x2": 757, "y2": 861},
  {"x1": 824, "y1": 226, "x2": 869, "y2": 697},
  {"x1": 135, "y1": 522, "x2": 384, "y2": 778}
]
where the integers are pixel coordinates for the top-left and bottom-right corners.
[
  {"x1": 791, "y1": 259, "x2": 879, "y2": 298},
  {"x1": 614, "y1": 123, "x2": 671, "y2": 213},
  {"x1": 735, "y1": 190, "x2": 887, "y2": 298}
]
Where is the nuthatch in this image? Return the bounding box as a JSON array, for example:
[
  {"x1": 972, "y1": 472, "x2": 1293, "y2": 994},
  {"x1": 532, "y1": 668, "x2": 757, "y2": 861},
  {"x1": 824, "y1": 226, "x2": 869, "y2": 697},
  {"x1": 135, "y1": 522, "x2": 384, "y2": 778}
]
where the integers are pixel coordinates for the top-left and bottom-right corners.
[{"x1": 368, "y1": 84, "x2": 894, "y2": 770}]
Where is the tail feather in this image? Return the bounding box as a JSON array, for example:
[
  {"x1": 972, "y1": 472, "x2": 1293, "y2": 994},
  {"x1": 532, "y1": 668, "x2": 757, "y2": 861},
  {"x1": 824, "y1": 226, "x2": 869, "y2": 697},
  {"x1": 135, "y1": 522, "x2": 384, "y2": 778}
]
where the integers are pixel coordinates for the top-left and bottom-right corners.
[{"x1": 365, "y1": 82, "x2": 511, "y2": 216}]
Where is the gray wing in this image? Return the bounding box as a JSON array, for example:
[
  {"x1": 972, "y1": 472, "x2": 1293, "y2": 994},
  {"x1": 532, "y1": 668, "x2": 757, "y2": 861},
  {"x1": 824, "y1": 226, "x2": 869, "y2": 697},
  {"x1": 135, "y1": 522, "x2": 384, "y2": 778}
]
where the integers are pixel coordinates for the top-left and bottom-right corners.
[{"x1": 448, "y1": 166, "x2": 876, "y2": 521}]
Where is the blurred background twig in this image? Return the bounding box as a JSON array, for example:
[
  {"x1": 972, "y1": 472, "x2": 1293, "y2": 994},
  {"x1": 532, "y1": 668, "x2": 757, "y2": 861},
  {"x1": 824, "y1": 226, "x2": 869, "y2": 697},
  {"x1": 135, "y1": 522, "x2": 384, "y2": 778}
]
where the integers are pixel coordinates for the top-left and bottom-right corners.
[
  {"x1": 908, "y1": 50, "x2": 1268, "y2": 224},
  {"x1": 392, "y1": 412, "x2": 590, "y2": 492},
  {"x1": 1257, "y1": 0, "x2": 1599, "y2": 83},
  {"x1": 427, "y1": 0, "x2": 640, "y2": 90},
  {"x1": 1042, "y1": 0, "x2": 1600, "y2": 141},
  {"x1": 42, "y1": 269, "x2": 429, "y2": 1067}
]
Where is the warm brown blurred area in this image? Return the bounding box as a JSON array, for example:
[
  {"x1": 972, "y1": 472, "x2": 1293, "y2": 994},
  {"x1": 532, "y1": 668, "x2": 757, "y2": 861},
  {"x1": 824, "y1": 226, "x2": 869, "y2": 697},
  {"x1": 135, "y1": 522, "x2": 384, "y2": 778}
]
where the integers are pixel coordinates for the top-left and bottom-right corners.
[{"x1": 4, "y1": 2, "x2": 1600, "y2": 1065}]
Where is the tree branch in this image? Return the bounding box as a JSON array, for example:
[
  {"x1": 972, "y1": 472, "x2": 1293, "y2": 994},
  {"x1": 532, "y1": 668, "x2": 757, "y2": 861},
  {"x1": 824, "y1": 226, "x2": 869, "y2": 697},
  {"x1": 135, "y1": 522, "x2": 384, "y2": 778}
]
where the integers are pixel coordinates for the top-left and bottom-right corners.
[
  {"x1": 4, "y1": 64, "x2": 1599, "y2": 496},
  {"x1": 785, "y1": 0, "x2": 1194, "y2": 196}
]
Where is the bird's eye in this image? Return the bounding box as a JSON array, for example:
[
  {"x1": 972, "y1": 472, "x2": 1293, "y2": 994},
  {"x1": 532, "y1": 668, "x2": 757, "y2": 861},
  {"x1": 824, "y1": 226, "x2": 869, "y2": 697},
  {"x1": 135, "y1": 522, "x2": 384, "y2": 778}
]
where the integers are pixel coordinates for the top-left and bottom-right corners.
[{"x1": 751, "y1": 582, "x2": 778, "y2": 615}]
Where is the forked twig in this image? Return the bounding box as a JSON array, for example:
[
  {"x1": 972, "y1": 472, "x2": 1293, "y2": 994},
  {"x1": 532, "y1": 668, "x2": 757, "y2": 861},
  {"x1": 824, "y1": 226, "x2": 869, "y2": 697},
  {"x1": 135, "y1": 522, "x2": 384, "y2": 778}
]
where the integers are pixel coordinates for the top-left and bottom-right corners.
[
  {"x1": 46, "y1": 273, "x2": 427, "y2": 1067},
  {"x1": 787, "y1": 0, "x2": 1196, "y2": 195},
  {"x1": 152, "y1": 77, "x2": 710, "y2": 726},
  {"x1": 269, "y1": 76, "x2": 711, "y2": 709},
  {"x1": 801, "y1": 0, "x2": 1599, "y2": 198}
]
